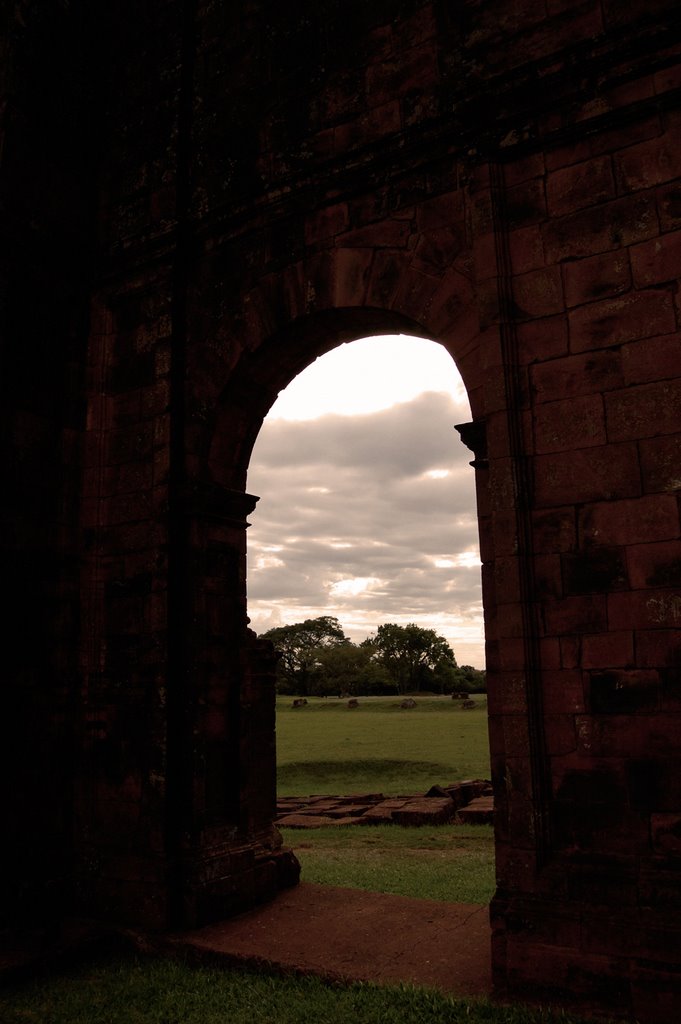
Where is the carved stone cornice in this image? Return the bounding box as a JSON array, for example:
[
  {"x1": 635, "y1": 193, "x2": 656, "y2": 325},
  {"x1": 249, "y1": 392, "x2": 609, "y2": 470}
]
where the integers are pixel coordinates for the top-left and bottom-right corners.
[
  {"x1": 181, "y1": 483, "x2": 259, "y2": 528},
  {"x1": 455, "y1": 419, "x2": 488, "y2": 470}
]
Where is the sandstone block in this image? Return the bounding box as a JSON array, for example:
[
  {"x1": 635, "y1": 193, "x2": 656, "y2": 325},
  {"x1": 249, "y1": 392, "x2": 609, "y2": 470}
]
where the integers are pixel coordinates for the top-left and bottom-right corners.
[
  {"x1": 392, "y1": 797, "x2": 456, "y2": 826},
  {"x1": 569, "y1": 289, "x2": 675, "y2": 353},
  {"x1": 458, "y1": 796, "x2": 494, "y2": 824},
  {"x1": 547, "y1": 156, "x2": 615, "y2": 218}
]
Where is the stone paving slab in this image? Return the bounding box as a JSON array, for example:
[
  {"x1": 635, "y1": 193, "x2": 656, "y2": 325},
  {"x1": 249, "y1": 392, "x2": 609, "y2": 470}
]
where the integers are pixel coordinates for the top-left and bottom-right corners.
[
  {"x1": 277, "y1": 781, "x2": 494, "y2": 828},
  {"x1": 392, "y1": 797, "x2": 457, "y2": 826},
  {"x1": 278, "y1": 814, "x2": 340, "y2": 828},
  {"x1": 458, "y1": 796, "x2": 494, "y2": 824},
  {"x1": 324, "y1": 804, "x2": 370, "y2": 817},
  {"x1": 357, "y1": 810, "x2": 397, "y2": 824}
]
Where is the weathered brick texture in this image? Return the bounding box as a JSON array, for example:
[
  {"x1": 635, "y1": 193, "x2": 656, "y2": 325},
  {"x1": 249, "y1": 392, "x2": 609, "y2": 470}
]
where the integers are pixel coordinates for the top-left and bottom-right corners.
[{"x1": 2, "y1": 1, "x2": 681, "y2": 1020}]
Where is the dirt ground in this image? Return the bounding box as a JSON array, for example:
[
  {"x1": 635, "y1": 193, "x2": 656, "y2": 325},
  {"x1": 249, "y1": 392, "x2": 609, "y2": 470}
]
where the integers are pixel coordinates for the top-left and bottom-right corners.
[{"x1": 171, "y1": 882, "x2": 492, "y2": 998}]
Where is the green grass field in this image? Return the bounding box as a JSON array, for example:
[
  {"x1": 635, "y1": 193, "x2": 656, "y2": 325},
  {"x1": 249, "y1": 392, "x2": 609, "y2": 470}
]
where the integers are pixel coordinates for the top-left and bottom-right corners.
[
  {"x1": 281, "y1": 822, "x2": 496, "y2": 903},
  {"x1": 276, "y1": 696, "x2": 495, "y2": 904},
  {"x1": 276, "y1": 695, "x2": 490, "y2": 796}
]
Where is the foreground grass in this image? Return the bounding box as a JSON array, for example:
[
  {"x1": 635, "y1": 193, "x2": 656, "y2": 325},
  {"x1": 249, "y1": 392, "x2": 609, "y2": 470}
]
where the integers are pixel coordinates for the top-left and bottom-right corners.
[
  {"x1": 277, "y1": 697, "x2": 490, "y2": 795},
  {"x1": 283, "y1": 823, "x2": 496, "y2": 903},
  {"x1": 0, "y1": 957, "x2": 608, "y2": 1024}
]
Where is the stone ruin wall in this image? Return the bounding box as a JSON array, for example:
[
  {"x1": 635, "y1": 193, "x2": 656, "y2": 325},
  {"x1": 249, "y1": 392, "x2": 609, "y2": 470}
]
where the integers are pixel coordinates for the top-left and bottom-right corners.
[{"x1": 1, "y1": 1, "x2": 681, "y2": 1020}]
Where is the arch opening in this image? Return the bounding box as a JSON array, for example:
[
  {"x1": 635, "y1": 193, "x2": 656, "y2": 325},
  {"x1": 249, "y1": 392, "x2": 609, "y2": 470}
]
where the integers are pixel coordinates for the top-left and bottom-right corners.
[
  {"x1": 246, "y1": 332, "x2": 491, "y2": 902},
  {"x1": 247, "y1": 334, "x2": 484, "y2": 666}
]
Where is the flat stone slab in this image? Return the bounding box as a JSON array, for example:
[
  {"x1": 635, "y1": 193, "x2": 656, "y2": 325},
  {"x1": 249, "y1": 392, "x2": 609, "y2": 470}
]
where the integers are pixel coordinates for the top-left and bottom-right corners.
[
  {"x1": 392, "y1": 797, "x2": 456, "y2": 826},
  {"x1": 276, "y1": 781, "x2": 493, "y2": 828},
  {"x1": 277, "y1": 814, "x2": 338, "y2": 828},
  {"x1": 457, "y1": 796, "x2": 494, "y2": 824},
  {"x1": 357, "y1": 799, "x2": 410, "y2": 824},
  {"x1": 324, "y1": 804, "x2": 371, "y2": 818},
  {"x1": 356, "y1": 807, "x2": 397, "y2": 825}
]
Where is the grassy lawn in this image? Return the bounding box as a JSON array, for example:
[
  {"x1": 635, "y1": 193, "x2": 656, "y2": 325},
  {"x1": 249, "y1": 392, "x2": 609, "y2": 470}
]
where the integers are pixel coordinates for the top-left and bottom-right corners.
[
  {"x1": 276, "y1": 697, "x2": 495, "y2": 904},
  {"x1": 282, "y1": 823, "x2": 496, "y2": 903},
  {"x1": 0, "y1": 957, "x2": 609, "y2": 1024},
  {"x1": 276, "y1": 696, "x2": 490, "y2": 796}
]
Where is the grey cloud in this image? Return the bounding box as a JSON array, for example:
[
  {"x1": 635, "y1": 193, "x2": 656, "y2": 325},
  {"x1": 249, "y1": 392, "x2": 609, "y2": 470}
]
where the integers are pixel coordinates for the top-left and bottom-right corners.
[
  {"x1": 246, "y1": 390, "x2": 483, "y2": 657},
  {"x1": 250, "y1": 391, "x2": 469, "y2": 480}
]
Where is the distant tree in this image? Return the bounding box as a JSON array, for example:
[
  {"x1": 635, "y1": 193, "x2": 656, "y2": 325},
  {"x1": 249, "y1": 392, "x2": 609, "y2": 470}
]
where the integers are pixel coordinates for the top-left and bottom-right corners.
[
  {"x1": 363, "y1": 622, "x2": 457, "y2": 695},
  {"x1": 431, "y1": 656, "x2": 460, "y2": 694},
  {"x1": 261, "y1": 616, "x2": 347, "y2": 694},
  {"x1": 311, "y1": 641, "x2": 393, "y2": 697},
  {"x1": 455, "y1": 665, "x2": 487, "y2": 692}
]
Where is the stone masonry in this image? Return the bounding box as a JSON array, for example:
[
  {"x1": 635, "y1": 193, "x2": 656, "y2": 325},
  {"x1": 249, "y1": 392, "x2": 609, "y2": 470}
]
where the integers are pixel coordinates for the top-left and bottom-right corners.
[{"x1": 2, "y1": 2, "x2": 681, "y2": 1020}]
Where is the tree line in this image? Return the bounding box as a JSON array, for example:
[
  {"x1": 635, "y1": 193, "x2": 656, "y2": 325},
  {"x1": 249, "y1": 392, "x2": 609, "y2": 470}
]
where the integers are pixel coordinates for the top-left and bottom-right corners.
[{"x1": 260, "y1": 616, "x2": 486, "y2": 697}]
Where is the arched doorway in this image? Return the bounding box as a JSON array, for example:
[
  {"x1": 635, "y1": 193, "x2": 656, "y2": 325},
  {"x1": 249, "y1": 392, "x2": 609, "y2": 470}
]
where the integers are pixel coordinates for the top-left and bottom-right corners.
[
  {"x1": 196, "y1": 302, "x2": 493, "y2": 900},
  {"x1": 245, "y1": 331, "x2": 490, "y2": 904}
]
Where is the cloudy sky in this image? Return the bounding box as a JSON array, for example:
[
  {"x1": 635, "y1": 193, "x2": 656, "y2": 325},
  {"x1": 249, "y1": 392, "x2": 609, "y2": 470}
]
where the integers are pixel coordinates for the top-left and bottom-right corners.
[{"x1": 246, "y1": 335, "x2": 485, "y2": 668}]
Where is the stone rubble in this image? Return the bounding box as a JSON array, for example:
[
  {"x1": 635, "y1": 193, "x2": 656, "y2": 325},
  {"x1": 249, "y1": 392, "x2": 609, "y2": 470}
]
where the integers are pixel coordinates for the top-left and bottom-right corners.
[{"x1": 276, "y1": 779, "x2": 493, "y2": 828}]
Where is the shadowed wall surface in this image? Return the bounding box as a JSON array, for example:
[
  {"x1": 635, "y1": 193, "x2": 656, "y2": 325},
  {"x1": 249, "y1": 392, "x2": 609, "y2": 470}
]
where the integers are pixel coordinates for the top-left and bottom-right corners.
[{"x1": 1, "y1": 1, "x2": 681, "y2": 1020}]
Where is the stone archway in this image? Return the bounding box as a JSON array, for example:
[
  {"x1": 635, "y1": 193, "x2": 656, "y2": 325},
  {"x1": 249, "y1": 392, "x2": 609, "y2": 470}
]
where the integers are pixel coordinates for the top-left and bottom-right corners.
[
  {"x1": 244, "y1": 329, "x2": 489, "y2": 900},
  {"x1": 4, "y1": 3, "x2": 681, "y2": 1020},
  {"x1": 74, "y1": 114, "x2": 681, "y2": 1018},
  {"x1": 196, "y1": 290, "x2": 495, "y2": 890},
  {"x1": 76, "y1": 177, "x2": 495, "y2": 932},
  {"x1": 196, "y1": 251, "x2": 492, "y2": 855}
]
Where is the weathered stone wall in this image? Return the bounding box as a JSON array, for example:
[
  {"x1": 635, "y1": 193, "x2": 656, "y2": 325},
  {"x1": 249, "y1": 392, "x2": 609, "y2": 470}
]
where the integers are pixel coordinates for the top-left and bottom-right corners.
[{"x1": 2, "y1": 1, "x2": 681, "y2": 1019}]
